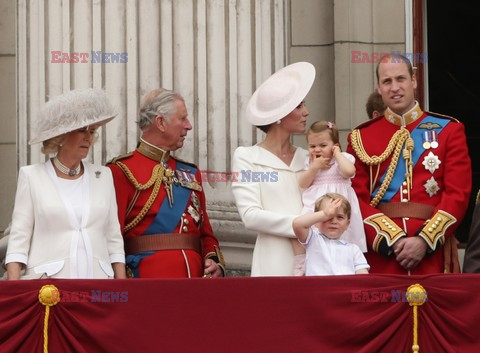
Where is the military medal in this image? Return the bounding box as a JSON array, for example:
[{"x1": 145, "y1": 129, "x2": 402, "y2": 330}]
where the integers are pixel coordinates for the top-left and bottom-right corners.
[
  {"x1": 176, "y1": 169, "x2": 203, "y2": 192},
  {"x1": 176, "y1": 170, "x2": 187, "y2": 187},
  {"x1": 430, "y1": 131, "x2": 439, "y2": 149},
  {"x1": 422, "y1": 131, "x2": 431, "y2": 149},
  {"x1": 191, "y1": 193, "x2": 201, "y2": 212},
  {"x1": 187, "y1": 205, "x2": 200, "y2": 223}
]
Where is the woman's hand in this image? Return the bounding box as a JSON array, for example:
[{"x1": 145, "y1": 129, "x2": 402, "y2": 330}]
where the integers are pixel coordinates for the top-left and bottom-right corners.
[
  {"x1": 6, "y1": 262, "x2": 23, "y2": 280},
  {"x1": 113, "y1": 262, "x2": 127, "y2": 279}
]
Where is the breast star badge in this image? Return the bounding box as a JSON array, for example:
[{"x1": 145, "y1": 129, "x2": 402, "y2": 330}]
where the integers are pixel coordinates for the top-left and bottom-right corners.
[
  {"x1": 424, "y1": 176, "x2": 440, "y2": 197},
  {"x1": 422, "y1": 151, "x2": 441, "y2": 174}
]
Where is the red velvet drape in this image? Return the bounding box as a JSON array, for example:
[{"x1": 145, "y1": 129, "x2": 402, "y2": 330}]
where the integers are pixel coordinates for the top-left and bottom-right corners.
[{"x1": 1, "y1": 274, "x2": 479, "y2": 352}]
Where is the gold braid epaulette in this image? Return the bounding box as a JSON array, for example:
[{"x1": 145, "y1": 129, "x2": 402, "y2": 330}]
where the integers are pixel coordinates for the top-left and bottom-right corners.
[
  {"x1": 350, "y1": 128, "x2": 413, "y2": 207},
  {"x1": 116, "y1": 161, "x2": 165, "y2": 233}
]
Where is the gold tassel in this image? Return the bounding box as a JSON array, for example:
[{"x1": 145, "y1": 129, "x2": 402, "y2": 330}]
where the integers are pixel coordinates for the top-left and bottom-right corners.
[
  {"x1": 406, "y1": 284, "x2": 427, "y2": 353},
  {"x1": 38, "y1": 284, "x2": 60, "y2": 353}
]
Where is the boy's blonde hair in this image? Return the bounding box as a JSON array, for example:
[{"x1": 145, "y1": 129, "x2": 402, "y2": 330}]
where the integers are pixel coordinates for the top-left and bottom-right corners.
[{"x1": 314, "y1": 192, "x2": 351, "y2": 219}]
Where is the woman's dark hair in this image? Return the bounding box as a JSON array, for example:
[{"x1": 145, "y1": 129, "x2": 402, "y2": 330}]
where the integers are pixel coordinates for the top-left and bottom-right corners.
[{"x1": 256, "y1": 123, "x2": 273, "y2": 134}]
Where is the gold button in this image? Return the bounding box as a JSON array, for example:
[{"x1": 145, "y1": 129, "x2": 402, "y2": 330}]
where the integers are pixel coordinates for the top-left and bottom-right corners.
[{"x1": 182, "y1": 226, "x2": 188, "y2": 232}]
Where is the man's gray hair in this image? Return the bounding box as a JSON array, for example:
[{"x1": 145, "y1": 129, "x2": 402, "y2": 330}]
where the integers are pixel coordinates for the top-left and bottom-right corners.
[{"x1": 137, "y1": 89, "x2": 184, "y2": 130}]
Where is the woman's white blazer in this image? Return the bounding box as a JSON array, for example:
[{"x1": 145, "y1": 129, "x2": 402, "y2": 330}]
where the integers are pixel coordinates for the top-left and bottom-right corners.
[
  {"x1": 6, "y1": 160, "x2": 125, "y2": 279},
  {"x1": 232, "y1": 145, "x2": 308, "y2": 276}
]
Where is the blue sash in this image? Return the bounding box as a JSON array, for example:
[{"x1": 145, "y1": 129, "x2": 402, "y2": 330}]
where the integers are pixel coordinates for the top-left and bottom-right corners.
[
  {"x1": 144, "y1": 161, "x2": 195, "y2": 234},
  {"x1": 126, "y1": 161, "x2": 196, "y2": 276},
  {"x1": 374, "y1": 115, "x2": 449, "y2": 203}
]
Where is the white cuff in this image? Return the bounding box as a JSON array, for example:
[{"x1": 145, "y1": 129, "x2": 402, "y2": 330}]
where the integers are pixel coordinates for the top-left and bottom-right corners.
[
  {"x1": 110, "y1": 253, "x2": 125, "y2": 264},
  {"x1": 5, "y1": 253, "x2": 28, "y2": 265}
]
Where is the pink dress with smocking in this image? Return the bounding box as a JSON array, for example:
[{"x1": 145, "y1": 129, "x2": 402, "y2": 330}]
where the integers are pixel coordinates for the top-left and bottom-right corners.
[{"x1": 301, "y1": 152, "x2": 367, "y2": 252}]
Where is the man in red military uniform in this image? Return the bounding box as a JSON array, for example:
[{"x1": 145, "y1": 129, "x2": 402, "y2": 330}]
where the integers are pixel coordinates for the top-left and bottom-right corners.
[
  {"x1": 108, "y1": 89, "x2": 225, "y2": 278},
  {"x1": 346, "y1": 53, "x2": 471, "y2": 274}
]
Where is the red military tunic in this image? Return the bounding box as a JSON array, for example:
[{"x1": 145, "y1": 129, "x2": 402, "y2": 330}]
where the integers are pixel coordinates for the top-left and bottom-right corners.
[
  {"x1": 107, "y1": 139, "x2": 224, "y2": 278},
  {"x1": 346, "y1": 103, "x2": 471, "y2": 274}
]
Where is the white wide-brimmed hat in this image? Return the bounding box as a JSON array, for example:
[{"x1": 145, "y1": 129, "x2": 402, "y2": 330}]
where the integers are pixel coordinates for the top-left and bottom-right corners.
[
  {"x1": 29, "y1": 88, "x2": 117, "y2": 144},
  {"x1": 246, "y1": 61, "x2": 316, "y2": 126}
]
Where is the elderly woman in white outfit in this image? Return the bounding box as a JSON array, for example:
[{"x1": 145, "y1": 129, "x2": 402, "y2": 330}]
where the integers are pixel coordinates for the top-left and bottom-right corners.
[
  {"x1": 231, "y1": 62, "x2": 316, "y2": 276},
  {"x1": 5, "y1": 88, "x2": 126, "y2": 280}
]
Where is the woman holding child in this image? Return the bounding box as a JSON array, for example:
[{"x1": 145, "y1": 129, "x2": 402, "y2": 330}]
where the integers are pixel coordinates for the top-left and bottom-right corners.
[{"x1": 231, "y1": 62, "x2": 315, "y2": 276}]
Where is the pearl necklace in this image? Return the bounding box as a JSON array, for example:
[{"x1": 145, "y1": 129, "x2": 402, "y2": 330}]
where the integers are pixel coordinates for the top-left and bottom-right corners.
[{"x1": 53, "y1": 157, "x2": 81, "y2": 176}]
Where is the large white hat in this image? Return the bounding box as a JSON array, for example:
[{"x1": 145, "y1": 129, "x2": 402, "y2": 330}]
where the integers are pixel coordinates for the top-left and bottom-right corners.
[
  {"x1": 29, "y1": 88, "x2": 116, "y2": 144},
  {"x1": 246, "y1": 61, "x2": 315, "y2": 126}
]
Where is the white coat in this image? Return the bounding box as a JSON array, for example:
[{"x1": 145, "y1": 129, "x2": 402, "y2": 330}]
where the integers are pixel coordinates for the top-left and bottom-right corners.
[
  {"x1": 231, "y1": 145, "x2": 308, "y2": 276},
  {"x1": 5, "y1": 160, "x2": 125, "y2": 279}
]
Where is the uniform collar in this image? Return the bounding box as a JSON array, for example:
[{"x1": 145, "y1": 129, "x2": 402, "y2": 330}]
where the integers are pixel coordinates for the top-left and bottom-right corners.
[
  {"x1": 136, "y1": 137, "x2": 170, "y2": 162},
  {"x1": 385, "y1": 101, "x2": 423, "y2": 127}
]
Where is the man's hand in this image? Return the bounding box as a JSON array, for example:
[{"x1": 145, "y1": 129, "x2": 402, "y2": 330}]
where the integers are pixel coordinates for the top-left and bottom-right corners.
[
  {"x1": 203, "y1": 258, "x2": 223, "y2": 278},
  {"x1": 393, "y1": 237, "x2": 428, "y2": 271}
]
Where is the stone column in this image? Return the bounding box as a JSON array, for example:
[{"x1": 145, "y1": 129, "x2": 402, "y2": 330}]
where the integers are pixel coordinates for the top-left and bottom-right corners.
[
  {"x1": 333, "y1": 0, "x2": 406, "y2": 143},
  {"x1": 0, "y1": 0, "x2": 16, "y2": 278}
]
